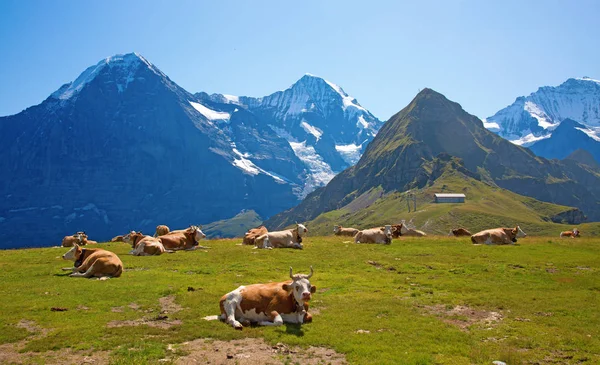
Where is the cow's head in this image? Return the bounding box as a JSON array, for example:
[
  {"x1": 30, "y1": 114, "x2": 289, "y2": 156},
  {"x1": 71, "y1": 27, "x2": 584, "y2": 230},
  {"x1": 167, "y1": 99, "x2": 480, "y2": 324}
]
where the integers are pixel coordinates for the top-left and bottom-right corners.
[
  {"x1": 573, "y1": 228, "x2": 580, "y2": 237},
  {"x1": 333, "y1": 225, "x2": 340, "y2": 234},
  {"x1": 391, "y1": 224, "x2": 403, "y2": 238},
  {"x1": 296, "y1": 223, "x2": 308, "y2": 237},
  {"x1": 74, "y1": 231, "x2": 87, "y2": 243},
  {"x1": 513, "y1": 226, "x2": 527, "y2": 238},
  {"x1": 191, "y1": 225, "x2": 206, "y2": 243},
  {"x1": 122, "y1": 231, "x2": 136, "y2": 244},
  {"x1": 62, "y1": 244, "x2": 82, "y2": 261},
  {"x1": 283, "y1": 266, "x2": 316, "y2": 303},
  {"x1": 380, "y1": 225, "x2": 392, "y2": 237}
]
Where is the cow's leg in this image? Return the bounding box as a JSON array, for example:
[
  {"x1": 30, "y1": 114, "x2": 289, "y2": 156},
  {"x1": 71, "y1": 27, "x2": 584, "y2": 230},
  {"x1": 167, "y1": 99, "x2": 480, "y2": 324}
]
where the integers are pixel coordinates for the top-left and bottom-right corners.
[
  {"x1": 223, "y1": 295, "x2": 243, "y2": 330},
  {"x1": 259, "y1": 311, "x2": 283, "y2": 326},
  {"x1": 69, "y1": 266, "x2": 94, "y2": 278}
]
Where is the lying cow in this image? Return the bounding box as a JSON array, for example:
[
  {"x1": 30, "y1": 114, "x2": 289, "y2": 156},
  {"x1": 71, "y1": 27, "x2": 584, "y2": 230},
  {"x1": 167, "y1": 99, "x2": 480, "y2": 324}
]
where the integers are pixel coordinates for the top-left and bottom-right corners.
[
  {"x1": 560, "y1": 228, "x2": 580, "y2": 238},
  {"x1": 219, "y1": 267, "x2": 316, "y2": 330},
  {"x1": 449, "y1": 228, "x2": 472, "y2": 237},
  {"x1": 390, "y1": 224, "x2": 403, "y2": 238},
  {"x1": 254, "y1": 224, "x2": 308, "y2": 249},
  {"x1": 154, "y1": 225, "x2": 171, "y2": 237},
  {"x1": 354, "y1": 225, "x2": 392, "y2": 244},
  {"x1": 400, "y1": 225, "x2": 427, "y2": 237},
  {"x1": 110, "y1": 235, "x2": 125, "y2": 242},
  {"x1": 333, "y1": 225, "x2": 359, "y2": 237},
  {"x1": 471, "y1": 226, "x2": 527, "y2": 245},
  {"x1": 61, "y1": 244, "x2": 123, "y2": 278},
  {"x1": 242, "y1": 225, "x2": 268, "y2": 245},
  {"x1": 158, "y1": 225, "x2": 209, "y2": 250},
  {"x1": 61, "y1": 231, "x2": 88, "y2": 247},
  {"x1": 123, "y1": 231, "x2": 172, "y2": 256}
]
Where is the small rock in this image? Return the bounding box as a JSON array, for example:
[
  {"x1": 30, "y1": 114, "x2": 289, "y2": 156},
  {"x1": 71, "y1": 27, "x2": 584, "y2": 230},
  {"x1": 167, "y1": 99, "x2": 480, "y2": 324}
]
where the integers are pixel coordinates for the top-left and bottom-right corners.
[
  {"x1": 226, "y1": 354, "x2": 234, "y2": 359},
  {"x1": 51, "y1": 307, "x2": 68, "y2": 312}
]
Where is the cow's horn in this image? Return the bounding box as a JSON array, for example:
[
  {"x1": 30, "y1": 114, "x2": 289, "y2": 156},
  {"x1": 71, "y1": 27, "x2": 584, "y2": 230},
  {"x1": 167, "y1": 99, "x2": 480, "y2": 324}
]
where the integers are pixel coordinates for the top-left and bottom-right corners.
[
  {"x1": 307, "y1": 266, "x2": 313, "y2": 279},
  {"x1": 289, "y1": 267, "x2": 294, "y2": 279}
]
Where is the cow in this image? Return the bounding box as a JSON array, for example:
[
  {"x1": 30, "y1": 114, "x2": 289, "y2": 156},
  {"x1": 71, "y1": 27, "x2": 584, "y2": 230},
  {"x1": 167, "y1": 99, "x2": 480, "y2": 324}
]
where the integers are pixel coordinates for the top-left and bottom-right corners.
[
  {"x1": 400, "y1": 225, "x2": 427, "y2": 237},
  {"x1": 61, "y1": 244, "x2": 123, "y2": 278},
  {"x1": 254, "y1": 224, "x2": 308, "y2": 249},
  {"x1": 449, "y1": 228, "x2": 472, "y2": 237},
  {"x1": 560, "y1": 228, "x2": 581, "y2": 238},
  {"x1": 110, "y1": 235, "x2": 125, "y2": 242},
  {"x1": 333, "y1": 225, "x2": 359, "y2": 237},
  {"x1": 61, "y1": 232, "x2": 88, "y2": 247},
  {"x1": 354, "y1": 225, "x2": 393, "y2": 244},
  {"x1": 123, "y1": 231, "x2": 172, "y2": 256},
  {"x1": 390, "y1": 224, "x2": 403, "y2": 238},
  {"x1": 154, "y1": 225, "x2": 171, "y2": 237},
  {"x1": 471, "y1": 226, "x2": 527, "y2": 245},
  {"x1": 242, "y1": 226, "x2": 268, "y2": 245},
  {"x1": 219, "y1": 266, "x2": 316, "y2": 330},
  {"x1": 158, "y1": 225, "x2": 209, "y2": 250}
]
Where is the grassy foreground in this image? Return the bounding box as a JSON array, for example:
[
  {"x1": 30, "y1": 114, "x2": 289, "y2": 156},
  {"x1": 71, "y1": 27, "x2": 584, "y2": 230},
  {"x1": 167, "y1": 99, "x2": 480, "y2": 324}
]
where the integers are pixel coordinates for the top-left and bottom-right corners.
[{"x1": 1, "y1": 236, "x2": 599, "y2": 364}]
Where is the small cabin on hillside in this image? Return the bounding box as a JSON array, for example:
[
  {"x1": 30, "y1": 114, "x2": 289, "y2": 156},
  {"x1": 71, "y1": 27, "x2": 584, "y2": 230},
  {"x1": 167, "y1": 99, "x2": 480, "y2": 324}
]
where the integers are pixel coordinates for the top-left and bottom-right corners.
[{"x1": 434, "y1": 193, "x2": 465, "y2": 203}]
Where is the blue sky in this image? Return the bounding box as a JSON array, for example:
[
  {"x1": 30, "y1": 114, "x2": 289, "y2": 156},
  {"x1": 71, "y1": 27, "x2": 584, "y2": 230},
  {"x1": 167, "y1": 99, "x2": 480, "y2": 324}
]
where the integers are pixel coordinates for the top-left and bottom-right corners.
[{"x1": 0, "y1": 0, "x2": 598, "y2": 120}]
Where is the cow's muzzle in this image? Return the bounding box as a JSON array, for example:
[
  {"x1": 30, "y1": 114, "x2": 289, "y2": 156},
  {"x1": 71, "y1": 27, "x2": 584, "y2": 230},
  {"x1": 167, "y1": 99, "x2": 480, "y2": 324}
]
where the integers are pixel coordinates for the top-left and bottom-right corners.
[{"x1": 302, "y1": 292, "x2": 311, "y2": 300}]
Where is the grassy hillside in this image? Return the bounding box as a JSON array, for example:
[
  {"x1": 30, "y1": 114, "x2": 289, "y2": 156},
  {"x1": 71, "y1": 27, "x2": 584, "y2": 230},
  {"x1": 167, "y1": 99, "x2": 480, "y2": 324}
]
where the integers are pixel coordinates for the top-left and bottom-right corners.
[
  {"x1": 306, "y1": 170, "x2": 592, "y2": 236},
  {"x1": 202, "y1": 210, "x2": 262, "y2": 238},
  {"x1": 1, "y1": 236, "x2": 600, "y2": 364}
]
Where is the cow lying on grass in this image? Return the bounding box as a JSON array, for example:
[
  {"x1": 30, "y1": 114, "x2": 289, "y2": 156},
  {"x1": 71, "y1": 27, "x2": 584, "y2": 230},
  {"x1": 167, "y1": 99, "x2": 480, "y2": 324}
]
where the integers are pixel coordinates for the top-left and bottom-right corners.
[
  {"x1": 333, "y1": 225, "x2": 359, "y2": 237},
  {"x1": 158, "y1": 225, "x2": 209, "y2": 250},
  {"x1": 61, "y1": 244, "x2": 123, "y2": 278},
  {"x1": 560, "y1": 228, "x2": 580, "y2": 238},
  {"x1": 254, "y1": 224, "x2": 308, "y2": 249},
  {"x1": 242, "y1": 226, "x2": 268, "y2": 245},
  {"x1": 219, "y1": 267, "x2": 316, "y2": 330},
  {"x1": 400, "y1": 225, "x2": 427, "y2": 237},
  {"x1": 449, "y1": 228, "x2": 472, "y2": 237},
  {"x1": 354, "y1": 225, "x2": 392, "y2": 244},
  {"x1": 62, "y1": 232, "x2": 87, "y2": 247},
  {"x1": 123, "y1": 231, "x2": 173, "y2": 256},
  {"x1": 471, "y1": 226, "x2": 527, "y2": 245}
]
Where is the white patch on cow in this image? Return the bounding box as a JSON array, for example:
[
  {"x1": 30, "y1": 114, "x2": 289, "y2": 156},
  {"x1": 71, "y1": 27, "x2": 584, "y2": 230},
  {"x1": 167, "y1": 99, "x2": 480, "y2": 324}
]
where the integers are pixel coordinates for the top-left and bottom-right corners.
[
  {"x1": 281, "y1": 312, "x2": 304, "y2": 324},
  {"x1": 62, "y1": 246, "x2": 78, "y2": 260},
  {"x1": 515, "y1": 226, "x2": 527, "y2": 238},
  {"x1": 241, "y1": 308, "x2": 270, "y2": 323}
]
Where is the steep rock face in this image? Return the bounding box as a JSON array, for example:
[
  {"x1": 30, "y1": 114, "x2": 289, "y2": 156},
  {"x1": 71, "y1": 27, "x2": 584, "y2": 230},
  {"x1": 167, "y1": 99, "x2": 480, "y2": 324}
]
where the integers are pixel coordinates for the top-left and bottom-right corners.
[
  {"x1": 0, "y1": 53, "x2": 302, "y2": 248},
  {"x1": 564, "y1": 149, "x2": 600, "y2": 169},
  {"x1": 486, "y1": 77, "x2": 600, "y2": 146},
  {"x1": 267, "y1": 89, "x2": 600, "y2": 229},
  {"x1": 529, "y1": 119, "x2": 600, "y2": 163},
  {"x1": 550, "y1": 209, "x2": 587, "y2": 225},
  {"x1": 197, "y1": 74, "x2": 383, "y2": 197}
]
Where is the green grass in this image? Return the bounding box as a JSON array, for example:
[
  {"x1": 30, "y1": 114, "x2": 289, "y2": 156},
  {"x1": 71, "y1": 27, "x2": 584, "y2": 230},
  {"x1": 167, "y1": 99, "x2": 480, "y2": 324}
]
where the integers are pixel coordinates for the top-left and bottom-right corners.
[
  {"x1": 1, "y1": 236, "x2": 600, "y2": 364},
  {"x1": 305, "y1": 171, "x2": 600, "y2": 236}
]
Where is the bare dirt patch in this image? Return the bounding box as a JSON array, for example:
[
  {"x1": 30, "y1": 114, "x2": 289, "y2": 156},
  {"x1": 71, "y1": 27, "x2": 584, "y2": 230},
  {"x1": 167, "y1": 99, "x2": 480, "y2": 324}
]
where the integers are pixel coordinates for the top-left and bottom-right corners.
[
  {"x1": 0, "y1": 343, "x2": 109, "y2": 365},
  {"x1": 107, "y1": 316, "x2": 182, "y2": 329},
  {"x1": 16, "y1": 319, "x2": 43, "y2": 333},
  {"x1": 159, "y1": 295, "x2": 183, "y2": 314},
  {"x1": 422, "y1": 304, "x2": 503, "y2": 331},
  {"x1": 172, "y1": 337, "x2": 346, "y2": 365}
]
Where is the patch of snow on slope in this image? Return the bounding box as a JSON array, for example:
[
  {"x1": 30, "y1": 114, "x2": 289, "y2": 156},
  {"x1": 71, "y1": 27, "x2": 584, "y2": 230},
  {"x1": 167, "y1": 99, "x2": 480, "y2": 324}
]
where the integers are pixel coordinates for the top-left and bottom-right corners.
[
  {"x1": 357, "y1": 115, "x2": 369, "y2": 129},
  {"x1": 511, "y1": 133, "x2": 552, "y2": 146},
  {"x1": 189, "y1": 101, "x2": 231, "y2": 121},
  {"x1": 231, "y1": 148, "x2": 285, "y2": 183},
  {"x1": 577, "y1": 77, "x2": 600, "y2": 84},
  {"x1": 524, "y1": 101, "x2": 558, "y2": 129},
  {"x1": 300, "y1": 121, "x2": 323, "y2": 140},
  {"x1": 268, "y1": 124, "x2": 298, "y2": 142},
  {"x1": 336, "y1": 143, "x2": 363, "y2": 165},
  {"x1": 322, "y1": 79, "x2": 367, "y2": 112},
  {"x1": 289, "y1": 141, "x2": 336, "y2": 197},
  {"x1": 223, "y1": 94, "x2": 240, "y2": 104},
  {"x1": 482, "y1": 118, "x2": 500, "y2": 131},
  {"x1": 575, "y1": 127, "x2": 600, "y2": 142}
]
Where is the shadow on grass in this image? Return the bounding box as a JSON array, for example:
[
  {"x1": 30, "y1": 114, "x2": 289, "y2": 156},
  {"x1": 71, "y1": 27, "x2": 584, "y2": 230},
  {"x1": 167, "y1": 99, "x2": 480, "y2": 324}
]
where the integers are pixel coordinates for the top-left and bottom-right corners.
[
  {"x1": 53, "y1": 272, "x2": 72, "y2": 277},
  {"x1": 282, "y1": 323, "x2": 305, "y2": 337}
]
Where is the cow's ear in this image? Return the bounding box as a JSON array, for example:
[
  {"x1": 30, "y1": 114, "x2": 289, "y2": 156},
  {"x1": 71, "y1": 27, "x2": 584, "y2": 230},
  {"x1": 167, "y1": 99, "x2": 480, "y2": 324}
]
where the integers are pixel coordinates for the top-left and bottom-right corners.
[
  {"x1": 282, "y1": 283, "x2": 291, "y2": 291},
  {"x1": 310, "y1": 285, "x2": 316, "y2": 293}
]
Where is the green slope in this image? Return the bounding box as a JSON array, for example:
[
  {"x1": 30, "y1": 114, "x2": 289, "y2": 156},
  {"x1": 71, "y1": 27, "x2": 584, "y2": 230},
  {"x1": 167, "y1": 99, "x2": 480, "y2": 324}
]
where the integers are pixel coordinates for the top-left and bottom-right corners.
[
  {"x1": 306, "y1": 168, "x2": 589, "y2": 236},
  {"x1": 202, "y1": 210, "x2": 262, "y2": 238}
]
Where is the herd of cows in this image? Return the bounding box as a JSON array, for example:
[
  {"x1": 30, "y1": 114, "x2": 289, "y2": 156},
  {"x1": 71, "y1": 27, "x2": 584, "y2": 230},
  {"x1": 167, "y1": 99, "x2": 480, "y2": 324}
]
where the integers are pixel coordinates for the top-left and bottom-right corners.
[{"x1": 57, "y1": 222, "x2": 582, "y2": 329}]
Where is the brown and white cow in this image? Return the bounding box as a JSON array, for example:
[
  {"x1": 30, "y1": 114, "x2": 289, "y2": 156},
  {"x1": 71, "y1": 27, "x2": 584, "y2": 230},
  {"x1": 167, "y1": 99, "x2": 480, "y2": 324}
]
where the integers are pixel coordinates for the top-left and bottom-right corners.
[
  {"x1": 61, "y1": 244, "x2": 123, "y2": 278},
  {"x1": 333, "y1": 225, "x2": 359, "y2": 237},
  {"x1": 123, "y1": 231, "x2": 172, "y2": 256},
  {"x1": 158, "y1": 225, "x2": 208, "y2": 250},
  {"x1": 219, "y1": 267, "x2": 316, "y2": 330},
  {"x1": 471, "y1": 226, "x2": 527, "y2": 245},
  {"x1": 354, "y1": 225, "x2": 393, "y2": 244},
  {"x1": 560, "y1": 228, "x2": 581, "y2": 238},
  {"x1": 400, "y1": 225, "x2": 427, "y2": 237},
  {"x1": 390, "y1": 224, "x2": 403, "y2": 238},
  {"x1": 254, "y1": 224, "x2": 308, "y2": 249},
  {"x1": 153, "y1": 225, "x2": 171, "y2": 237},
  {"x1": 111, "y1": 235, "x2": 125, "y2": 242},
  {"x1": 449, "y1": 228, "x2": 472, "y2": 237},
  {"x1": 242, "y1": 226, "x2": 268, "y2": 245},
  {"x1": 61, "y1": 232, "x2": 88, "y2": 247}
]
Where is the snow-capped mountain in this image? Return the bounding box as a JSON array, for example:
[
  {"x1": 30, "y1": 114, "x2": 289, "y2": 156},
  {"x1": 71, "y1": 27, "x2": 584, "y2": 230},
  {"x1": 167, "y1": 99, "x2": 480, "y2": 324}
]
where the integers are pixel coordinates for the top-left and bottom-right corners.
[
  {"x1": 197, "y1": 74, "x2": 383, "y2": 197},
  {"x1": 486, "y1": 77, "x2": 600, "y2": 146},
  {"x1": 529, "y1": 119, "x2": 600, "y2": 163}
]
